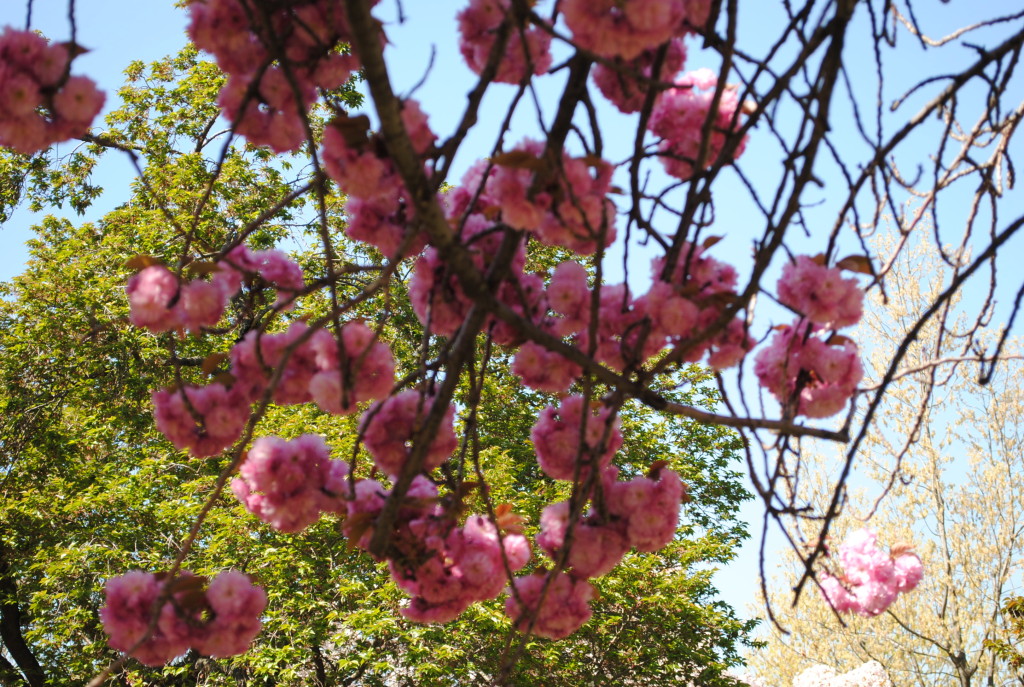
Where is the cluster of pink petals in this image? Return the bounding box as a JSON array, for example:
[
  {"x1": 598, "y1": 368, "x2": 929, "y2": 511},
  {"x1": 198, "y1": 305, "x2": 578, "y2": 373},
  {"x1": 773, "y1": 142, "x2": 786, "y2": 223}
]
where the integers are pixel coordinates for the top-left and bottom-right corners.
[
  {"x1": 818, "y1": 529, "x2": 923, "y2": 617},
  {"x1": 308, "y1": 322, "x2": 395, "y2": 415},
  {"x1": 648, "y1": 68, "x2": 748, "y2": 181},
  {"x1": 100, "y1": 570, "x2": 265, "y2": 666},
  {"x1": 488, "y1": 139, "x2": 617, "y2": 255},
  {"x1": 361, "y1": 389, "x2": 459, "y2": 478},
  {"x1": 522, "y1": 465, "x2": 685, "y2": 636},
  {"x1": 126, "y1": 246, "x2": 304, "y2": 334},
  {"x1": 152, "y1": 383, "x2": 250, "y2": 458},
  {"x1": 793, "y1": 660, "x2": 893, "y2": 687},
  {"x1": 321, "y1": 101, "x2": 435, "y2": 258},
  {"x1": 530, "y1": 395, "x2": 622, "y2": 481},
  {"x1": 409, "y1": 211, "x2": 542, "y2": 342},
  {"x1": 535, "y1": 465, "x2": 684, "y2": 581},
  {"x1": 188, "y1": 0, "x2": 364, "y2": 151},
  {"x1": 754, "y1": 321, "x2": 863, "y2": 418},
  {"x1": 343, "y1": 475, "x2": 531, "y2": 623},
  {"x1": 0, "y1": 28, "x2": 105, "y2": 155},
  {"x1": 230, "y1": 320, "x2": 395, "y2": 413},
  {"x1": 537, "y1": 500, "x2": 630, "y2": 579},
  {"x1": 395, "y1": 514, "x2": 531, "y2": 623},
  {"x1": 540, "y1": 262, "x2": 660, "y2": 374},
  {"x1": 646, "y1": 244, "x2": 752, "y2": 368},
  {"x1": 147, "y1": 314, "x2": 394, "y2": 457},
  {"x1": 604, "y1": 465, "x2": 687, "y2": 552},
  {"x1": 231, "y1": 434, "x2": 348, "y2": 533},
  {"x1": 229, "y1": 322, "x2": 321, "y2": 406},
  {"x1": 457, "y1": 0, "x2": 552, "y2": 84},
  {"x1": 777, "y1": 255, "x2": 864, "y2": 329},
  {"x1": 562, "y1": 0, "x2": 710, "y2": 60},
  {"x1": 511, "y1": 247, "x2": 751, "y2": 389},
  {"x1": 505, "y1": 571, "x2": 595, "y2": 640},
  {"x1": 511, "y1": 340, "x2": 582, "y2": 393},
  {"x1": 217, "y1": 244, "x2": 305, "y2": 307},
  {"x1": 217, "y1": 67, "x2": 319, "y2": 153},
  {"x1": 592, "y1": 38, "x2": 687, "y2": 113}
]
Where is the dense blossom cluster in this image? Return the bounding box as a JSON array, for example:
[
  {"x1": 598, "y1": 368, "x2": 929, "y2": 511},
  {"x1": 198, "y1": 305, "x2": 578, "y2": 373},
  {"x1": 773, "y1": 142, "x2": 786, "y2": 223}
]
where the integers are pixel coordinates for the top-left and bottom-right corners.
[
  {"x1": 126, "y1": 245, "x2": 304, "y2": 334},
  {"x1": 648, "y1": 68, "x2": 748, "y2": 180},
  {"x1": 592, "y1": 38, "x2": 687, "y2": 113},
  {"x1": 152, "y1": 383, "x2": 250, "y2": 459},
  {"x1": 777, "y1": 255, "x2": 864, "y2": 328},
  {"x1": 188, "y1": 0, "x2": 365, "y2": 151},
  {"x1": 562, "y1": 0, "x2": 710, "y2": 60},
  {"x1": 792, "y1": 660, "x2": 893, "y2": 687},
  {"x1": 361, "y1": 389, "x2": 459, "y2": 478},
  {"x1": 321, "y1": 101, "x2": 435, "y2": 257},
  {"x1": 754, "y1": 321, "x2": 863, "y2": 419},
  {"x1": 232, "y1": 434, "x2": 348, "y2": 533},
  {"x1": 100, "y1": 570, "x2": 265, "y2": 666},
  {"x1": 530, "y1": 395, "x2": 622, "y2": 481},
  {"x1": 342, "y1": 474, "x2": 533, "y2": 623},
  {"x1": 457, "y1": 0, "x2": 552, "y2": 84},
  {"x1": 818, "y1": 529, "x2": 923, "y2": 617},
  {"x1": 755, "y1": 256, "x2": 865, "y2": 418},
  {"x1": 0, "y1": 28, "x2": 105, "y2": 155},
  {"x1": 2, "y1": 0, "x2": 917, "y2": 665}
]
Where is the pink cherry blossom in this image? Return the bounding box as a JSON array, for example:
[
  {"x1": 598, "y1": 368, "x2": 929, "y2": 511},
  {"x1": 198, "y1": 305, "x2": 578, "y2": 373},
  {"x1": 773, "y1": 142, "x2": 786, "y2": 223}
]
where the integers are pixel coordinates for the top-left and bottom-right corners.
[
  {"x1": 457, "y1": 0, "x2": 552, "y2": 84},
  {"x1": 818, "y1": 528, "x2": 924, "y2": 617},
  {"x1": 505, "y1": 571, "x2": 595, "y2": 640},
  {"x1": 530, "y1": 395, "x2": 622, "y2": 481},
  {"x1": 361, "y1": 390, "x2": 459, "y2": 478},
  {"x1": 152, "y1": 383, "x2": 249, "y2": 458},
  {"x1": 232, "y1": 434, "x2": 348, "y2": 533},
  {"x1": 777, "y1": 255, "x2": 864, "y2": 328},
  {"x1": 648, "y1": 69, "x2": 748, "y2": 181},
  {"x1": 592, "y1": 38, "x2": 687, "y2": 113}
]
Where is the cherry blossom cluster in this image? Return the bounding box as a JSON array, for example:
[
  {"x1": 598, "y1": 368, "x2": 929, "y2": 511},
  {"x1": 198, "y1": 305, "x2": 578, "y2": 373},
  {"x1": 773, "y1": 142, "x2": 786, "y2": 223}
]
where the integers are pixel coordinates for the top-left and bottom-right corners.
[
  {"x1": 152, "y1": 382, "x2": 251, "y2": 459},
  {"x1": 530, "y1": 395, "x2": 622, "y2": 481},
  {"x1": 409, "y1": 210, "x2": 541, "y2": 341},
  {"x1": 592, "y1": 38, "x2": 687, "y2": 114},
  {"x1": 792, "y1": 661, "x2": 892, "y2": 687},
  {"x1": 360, "y1": 389, "x2": 459, "y2": 478},
  {"x1": 321, "y1": 101, "x2": 435, "y2": 258},
  {"x1": 754, "y1": 321, "x2": 863, "y2": 418},
  {"x1": 818, "y1": 528, "x2": 923, "y2": 617},
  {"x1": 0, "y1": 27, "x2": 104, "y2": 155},
  {"x1": 100, "y1": 569, "x2": 265, "y2": 666},
  {"x1": 509, "y1": 464, "x2": 687, "y2": 638},
  {"x1": 231, "y1": 434, "x2": 348, "y2": 533},
  {"x1": 512, "y1": 244, "x2": 752, "y2": 385},
  {"x1": 484, "y1": 139, "x2": 617, "y2": 255},
  {"x1": 126, "y1": 245, "x2": 304, "y2": 334},
  {"x1": 562, "y1": 0, "x2": 710, "y2": 60},
  {"x1": 344, "y1": 474, "x2": 532, "y2": 623},
  {"x1": 755, "y1": 256, "x2": 866, "y2": 418},
  {"x1": 457, "y1": 0, "x2": 553, "y2": 84},
  {"x1": 150, "y1": 319, "x2": 396, "y2": 458},
  {"x1": 188, "y1": 0, "x2": 364, "y2": 151},
  {"x1": 647, "y1": 68, "x2": 748, "y2": 181}
]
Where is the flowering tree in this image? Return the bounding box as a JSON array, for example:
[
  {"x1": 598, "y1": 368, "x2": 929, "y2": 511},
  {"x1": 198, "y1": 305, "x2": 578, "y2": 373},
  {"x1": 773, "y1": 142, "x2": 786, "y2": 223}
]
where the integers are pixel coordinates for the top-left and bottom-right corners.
[
  {"x1": 1, "y1": 0, "x2": 1023, "y2": 684},
  {"x1": 745, "y1": 234, "x2": 1024, "y2": 687}
]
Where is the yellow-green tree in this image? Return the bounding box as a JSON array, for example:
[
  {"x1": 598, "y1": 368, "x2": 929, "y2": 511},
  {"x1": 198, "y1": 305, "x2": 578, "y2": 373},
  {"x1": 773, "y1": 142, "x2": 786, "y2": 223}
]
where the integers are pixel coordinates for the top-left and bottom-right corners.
[{"x1": 746, "y1": 233, "x2": 1024, "y2": 687}]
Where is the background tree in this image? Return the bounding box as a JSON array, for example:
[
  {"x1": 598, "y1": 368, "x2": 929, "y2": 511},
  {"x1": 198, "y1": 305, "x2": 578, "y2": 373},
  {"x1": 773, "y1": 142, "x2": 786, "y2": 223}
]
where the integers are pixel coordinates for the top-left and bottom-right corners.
[{"x1": 744, "y1": 230, "x2": 1024, "y2": 687}]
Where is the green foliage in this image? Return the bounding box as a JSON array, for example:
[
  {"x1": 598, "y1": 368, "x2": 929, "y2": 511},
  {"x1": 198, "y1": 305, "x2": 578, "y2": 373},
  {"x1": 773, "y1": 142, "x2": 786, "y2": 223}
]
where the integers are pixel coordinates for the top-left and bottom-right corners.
[{"x1": 984, "y1": 595, "x2": 1024, "y2": 676}]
